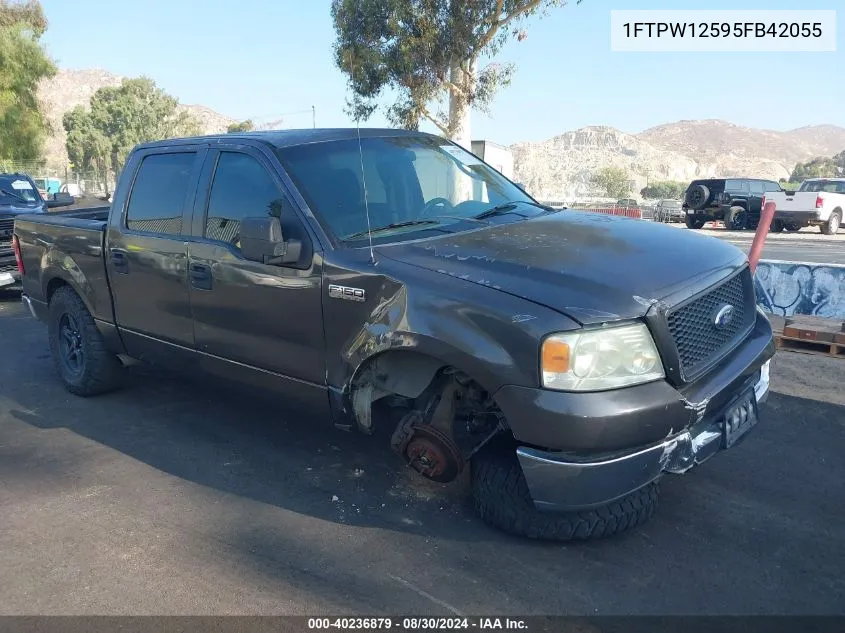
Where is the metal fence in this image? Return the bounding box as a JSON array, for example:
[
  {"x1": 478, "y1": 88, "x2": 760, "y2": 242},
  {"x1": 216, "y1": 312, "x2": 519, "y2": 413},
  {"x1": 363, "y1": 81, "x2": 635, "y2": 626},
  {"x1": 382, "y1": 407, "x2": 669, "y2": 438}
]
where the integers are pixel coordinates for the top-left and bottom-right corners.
[
  {"x1": 538, "y1": 200, "x2": 690, "y2": 224},
  {"x1": 0, "y1": 160, "x2": 115, "y2": 198}
]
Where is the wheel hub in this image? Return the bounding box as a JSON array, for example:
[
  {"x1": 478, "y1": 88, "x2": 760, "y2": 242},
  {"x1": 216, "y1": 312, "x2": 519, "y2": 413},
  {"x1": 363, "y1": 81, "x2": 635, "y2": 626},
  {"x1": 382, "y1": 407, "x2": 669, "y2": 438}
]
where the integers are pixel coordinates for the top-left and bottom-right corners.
[{"x1": 403, "y1": 425, "x2": 464, "y2": 483}]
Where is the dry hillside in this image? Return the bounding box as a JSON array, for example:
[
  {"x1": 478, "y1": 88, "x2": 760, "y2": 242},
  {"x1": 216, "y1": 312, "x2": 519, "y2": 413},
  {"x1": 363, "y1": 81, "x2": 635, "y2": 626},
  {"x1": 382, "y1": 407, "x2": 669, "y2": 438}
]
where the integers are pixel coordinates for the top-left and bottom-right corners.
[
  {"x1": 37, "y1": 69, "x2": 235, "y2": 168},
  {"x1": 36, "y1": 69, "x2": 845, "y2": 201},
  {"x1": 513, "y1": 119, "x2": 845, "y2": 201}
]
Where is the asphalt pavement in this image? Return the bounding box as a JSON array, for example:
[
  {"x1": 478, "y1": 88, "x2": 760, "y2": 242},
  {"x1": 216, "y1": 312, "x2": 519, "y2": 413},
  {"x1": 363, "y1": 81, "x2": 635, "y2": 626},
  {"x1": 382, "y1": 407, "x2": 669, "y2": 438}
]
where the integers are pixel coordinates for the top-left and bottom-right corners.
[
  {"x1": 669, "y1": 224, "x2": 845, "y2": 265},
  {"x1": 1, "y1": 291, "x2": 844, "y2": 616}
]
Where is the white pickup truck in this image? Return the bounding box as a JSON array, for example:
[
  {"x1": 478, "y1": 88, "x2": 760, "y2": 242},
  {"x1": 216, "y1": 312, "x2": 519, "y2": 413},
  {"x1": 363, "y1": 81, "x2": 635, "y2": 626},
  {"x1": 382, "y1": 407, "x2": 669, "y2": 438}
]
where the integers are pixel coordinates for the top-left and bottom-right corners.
[{"x1": 763, "y1": 178, "x2": 845, "y2": 235}]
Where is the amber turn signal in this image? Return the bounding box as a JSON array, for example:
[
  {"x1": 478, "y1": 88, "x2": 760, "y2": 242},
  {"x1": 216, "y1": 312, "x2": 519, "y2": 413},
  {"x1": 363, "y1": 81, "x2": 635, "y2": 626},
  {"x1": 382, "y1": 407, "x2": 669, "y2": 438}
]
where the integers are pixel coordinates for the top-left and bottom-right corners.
[{"x1": 541, "y1": 338, "x2": 571, "y2": 373}]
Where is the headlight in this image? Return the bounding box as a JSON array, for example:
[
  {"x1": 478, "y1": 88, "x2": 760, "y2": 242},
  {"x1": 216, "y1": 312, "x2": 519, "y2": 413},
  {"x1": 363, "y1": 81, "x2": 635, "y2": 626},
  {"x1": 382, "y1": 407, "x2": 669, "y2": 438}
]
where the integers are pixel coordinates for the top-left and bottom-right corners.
[{"x1": 541, "y1": 323, "x2": 665, "y2": 391}]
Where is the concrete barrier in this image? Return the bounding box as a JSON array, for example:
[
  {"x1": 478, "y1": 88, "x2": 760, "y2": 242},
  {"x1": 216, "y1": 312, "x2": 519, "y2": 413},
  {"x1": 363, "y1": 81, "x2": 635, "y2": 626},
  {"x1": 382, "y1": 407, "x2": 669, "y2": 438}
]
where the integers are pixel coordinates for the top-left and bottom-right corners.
[{"x1": 755, "y1": 259, "x2": 845, "y2": 320}]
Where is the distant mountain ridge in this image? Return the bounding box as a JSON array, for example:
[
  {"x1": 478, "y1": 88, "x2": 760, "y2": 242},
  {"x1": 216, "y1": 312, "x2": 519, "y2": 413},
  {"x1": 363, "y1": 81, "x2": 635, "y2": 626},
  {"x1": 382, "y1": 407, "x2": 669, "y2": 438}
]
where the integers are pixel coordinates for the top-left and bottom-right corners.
[
  {"x1": 512, "y1": 119, "x2": 845, "y2": 201},
  {"x1": 36, "y1": 69, "x2": 845, "y2": 202}
]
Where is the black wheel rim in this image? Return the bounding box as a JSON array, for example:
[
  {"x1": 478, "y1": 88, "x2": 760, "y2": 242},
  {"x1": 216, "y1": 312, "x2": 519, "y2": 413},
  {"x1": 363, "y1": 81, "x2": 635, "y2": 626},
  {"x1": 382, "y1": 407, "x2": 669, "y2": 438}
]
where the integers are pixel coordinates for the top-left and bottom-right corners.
[{"x1": 58, "y1": 313, "x2": 84, "y2": 376}]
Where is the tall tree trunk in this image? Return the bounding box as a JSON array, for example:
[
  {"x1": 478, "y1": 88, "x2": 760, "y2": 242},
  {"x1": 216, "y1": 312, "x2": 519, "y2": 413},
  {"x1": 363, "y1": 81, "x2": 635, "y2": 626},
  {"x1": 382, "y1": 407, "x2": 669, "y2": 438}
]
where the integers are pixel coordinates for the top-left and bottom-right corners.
[
  {"x1": 447, "y1": 61, "x2": 475, "y2": 150},
  {"x1": 448, "y1": 60, "x2": 476, "y2": 204}
]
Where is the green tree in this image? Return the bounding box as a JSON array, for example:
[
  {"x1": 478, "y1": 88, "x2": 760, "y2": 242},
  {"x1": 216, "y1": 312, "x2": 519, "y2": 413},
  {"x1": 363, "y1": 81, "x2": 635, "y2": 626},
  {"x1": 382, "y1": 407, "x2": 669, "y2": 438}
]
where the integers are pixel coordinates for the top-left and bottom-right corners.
[
  {"x1": 790, "y1": 157, "x2": 838, "y2": 182},
  {"x1": 777, "y1": 179, "x2": 801, "y2": 191},
  {"x1": 0, "y1": 0, "x2": 56, "y2": 161},
  {"x1": 331, "y1": 0, "x2": 583, "y2": 148},
  {"x1": 227, "y1": 119, "x2": 254, "y2": 133},
  {"x1": 639, "y1": 180, "x2": 687, "y2": 200},
  {"x1": 833, "y1": 149, "x2": 845, "y2": 175},
  {"x1": 63, "y1": 77, "x2": 201, "y2": 194},
  {"x1": 591, "y1": 166, "x2": 630, "y2": 199}
]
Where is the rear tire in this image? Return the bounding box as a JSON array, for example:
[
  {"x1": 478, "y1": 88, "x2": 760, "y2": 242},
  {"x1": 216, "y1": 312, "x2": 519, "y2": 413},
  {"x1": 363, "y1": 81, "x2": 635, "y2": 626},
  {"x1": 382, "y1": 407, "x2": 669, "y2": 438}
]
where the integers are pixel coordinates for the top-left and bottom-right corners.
[
  {"x1": 471, "y1": 440, "x2": 659, "y2": 541},
  {"x1": 726, "y1": 206, "x2": 747, "y2": 231},
  {"x1": 820, "y1": 210, "x2": 842, "y2": 235},
  {"x1": 685, "y1": 215, "x2": 706, "y2": 230},
  {"x1": 48, "y1": 286, "x2": 124, "y2": 396}
]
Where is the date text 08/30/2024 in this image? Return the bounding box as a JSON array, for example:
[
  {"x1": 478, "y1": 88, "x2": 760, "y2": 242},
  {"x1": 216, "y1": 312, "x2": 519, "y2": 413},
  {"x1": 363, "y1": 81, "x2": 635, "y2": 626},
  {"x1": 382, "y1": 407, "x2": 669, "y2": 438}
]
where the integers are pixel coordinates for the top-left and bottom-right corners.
[{"x1": 307, "y1": 618, "x2": 528, "y2": 630}]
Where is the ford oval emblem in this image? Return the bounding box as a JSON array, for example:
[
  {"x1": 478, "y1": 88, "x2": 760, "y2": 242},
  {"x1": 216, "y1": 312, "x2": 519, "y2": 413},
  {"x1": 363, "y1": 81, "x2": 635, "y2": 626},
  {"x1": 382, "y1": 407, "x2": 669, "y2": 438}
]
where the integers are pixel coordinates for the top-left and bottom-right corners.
[{"x1": 713, "y1": 304, "x2": 734, "y2": 330}]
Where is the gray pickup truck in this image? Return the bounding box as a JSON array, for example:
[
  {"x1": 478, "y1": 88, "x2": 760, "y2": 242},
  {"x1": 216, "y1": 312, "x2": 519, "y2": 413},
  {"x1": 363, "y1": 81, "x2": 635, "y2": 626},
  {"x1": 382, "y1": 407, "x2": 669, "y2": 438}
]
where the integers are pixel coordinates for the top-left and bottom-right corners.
[{"x1": 12, "y1": 129, "x2": 775, "y2": 540}]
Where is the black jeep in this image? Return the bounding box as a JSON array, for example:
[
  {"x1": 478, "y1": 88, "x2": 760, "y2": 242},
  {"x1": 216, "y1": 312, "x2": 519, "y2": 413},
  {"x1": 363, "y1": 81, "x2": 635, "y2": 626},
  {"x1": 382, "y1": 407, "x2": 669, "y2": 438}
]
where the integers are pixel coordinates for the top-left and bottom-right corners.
[{"x1": 682, "y1": 178, "x2": 783, "y2": 231}]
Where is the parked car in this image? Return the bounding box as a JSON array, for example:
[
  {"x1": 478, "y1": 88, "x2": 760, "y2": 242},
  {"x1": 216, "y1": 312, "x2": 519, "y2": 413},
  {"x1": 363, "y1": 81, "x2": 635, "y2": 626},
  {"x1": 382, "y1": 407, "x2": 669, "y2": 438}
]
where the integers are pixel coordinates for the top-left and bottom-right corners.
[
  {"x1": 616, "y1": 198, "x2": 638, "y2": 208},
  {"x1": 763, "y1": 178, "x2": 845, "y2": 235},
  {"x1": 0, "y1": 173, "x2": 72, "y2": 290},
  {"x1": 682, "y1": 178, "x2": 783, "y2": 230},
  {"x1": 12, "y1": 129, "x2": 775, "y2": 541},
  {"x1": 654, "y1": 199, "x2": 683, "y2": 223}
]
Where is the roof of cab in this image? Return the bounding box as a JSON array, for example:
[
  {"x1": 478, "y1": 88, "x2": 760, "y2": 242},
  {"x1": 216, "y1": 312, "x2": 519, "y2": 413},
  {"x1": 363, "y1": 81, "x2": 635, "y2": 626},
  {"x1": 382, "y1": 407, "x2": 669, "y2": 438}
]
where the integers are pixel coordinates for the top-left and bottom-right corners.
[{"x1": 135, "y1": 128, "x2": 434, "y2": 152}]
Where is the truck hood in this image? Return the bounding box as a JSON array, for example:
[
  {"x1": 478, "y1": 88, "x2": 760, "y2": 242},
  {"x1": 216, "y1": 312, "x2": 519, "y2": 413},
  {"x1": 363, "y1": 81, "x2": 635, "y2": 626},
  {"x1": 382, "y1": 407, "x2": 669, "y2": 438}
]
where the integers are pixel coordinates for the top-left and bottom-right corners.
[
  {"x1": 375, "y1": 211, "x2": 747, "y2": 324},
  {"x1": 0, "y1": 202, "x2": 46, "y2": 216}
]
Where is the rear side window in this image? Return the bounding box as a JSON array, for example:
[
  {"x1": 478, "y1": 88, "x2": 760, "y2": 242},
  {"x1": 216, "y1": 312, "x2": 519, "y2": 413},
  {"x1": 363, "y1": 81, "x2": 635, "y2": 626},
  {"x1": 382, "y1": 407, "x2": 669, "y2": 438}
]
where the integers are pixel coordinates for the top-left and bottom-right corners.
[
  {"x1": 764, "y1": 181, "x2": 782, "y2": 192},
  {"x1": 725, "y1": 179, "x2": 750, "y2": 193},
  {"x1": 126, "y1": 152, "x2": 196, "y2": 235}
]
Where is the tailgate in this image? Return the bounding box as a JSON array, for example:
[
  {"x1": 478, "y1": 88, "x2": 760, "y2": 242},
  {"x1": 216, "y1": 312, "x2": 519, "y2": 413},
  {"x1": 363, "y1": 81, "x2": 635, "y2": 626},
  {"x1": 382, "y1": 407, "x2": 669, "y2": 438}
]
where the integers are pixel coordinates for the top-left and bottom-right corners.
[{"x1": 770, "y1": 192, "x2": 817, "y2": 212}]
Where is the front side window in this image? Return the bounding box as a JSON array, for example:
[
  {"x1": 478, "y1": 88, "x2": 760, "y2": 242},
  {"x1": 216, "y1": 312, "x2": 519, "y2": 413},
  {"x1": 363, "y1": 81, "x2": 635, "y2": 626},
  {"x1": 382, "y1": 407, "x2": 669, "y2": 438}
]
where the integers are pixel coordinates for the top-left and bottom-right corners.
[
  {"x1": 749, "y1": 181, "x2": 765, "y2": 194},
  {"x1": 126, "y1": 152, "x2": 196, "y2": 235},
  {"x1": 0, "y1": 175, "x2": 41, "y2": 205},
  {"x1": 277, "y1": 135, "x2": 536, "y2": 244}
]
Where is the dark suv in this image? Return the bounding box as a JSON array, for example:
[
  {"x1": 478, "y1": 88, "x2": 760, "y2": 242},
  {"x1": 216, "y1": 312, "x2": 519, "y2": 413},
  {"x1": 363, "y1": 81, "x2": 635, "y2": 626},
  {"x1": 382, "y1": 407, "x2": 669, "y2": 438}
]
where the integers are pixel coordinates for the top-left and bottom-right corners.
[{"x1": 682, "y1": 178, "x2": 783, "y2": 231}]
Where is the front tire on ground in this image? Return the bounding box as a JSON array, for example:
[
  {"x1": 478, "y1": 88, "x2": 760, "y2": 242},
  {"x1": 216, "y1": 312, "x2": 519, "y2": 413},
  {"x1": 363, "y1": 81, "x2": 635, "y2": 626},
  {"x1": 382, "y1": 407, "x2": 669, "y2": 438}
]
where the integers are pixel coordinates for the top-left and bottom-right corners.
[
  {"x1": 784, "y1": 222, "x2": 802, "y2": 232},
  {"x1": 820, "y1": 210, "x2": 842, "y2": 235},
  {"x1": 471, "y1": 440, "x2": 659, "y2": 541},
  {"x1": 769, "y1": 219, "x2": 784, "y2": 233},
  {"x1": 48, "y1": 285, "x2": 124, "y2": 396}
]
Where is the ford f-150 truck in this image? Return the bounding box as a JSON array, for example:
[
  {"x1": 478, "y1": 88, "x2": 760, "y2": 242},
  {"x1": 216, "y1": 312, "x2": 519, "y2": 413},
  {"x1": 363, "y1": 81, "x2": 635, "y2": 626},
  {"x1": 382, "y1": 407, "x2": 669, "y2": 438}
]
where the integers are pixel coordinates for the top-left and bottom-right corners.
[
  {"x1": 12, "y1": 129, "x2": 775, "y2": 541},
  {"x1": 763, "y1": 178, "x2": 845, "y2": 235}
]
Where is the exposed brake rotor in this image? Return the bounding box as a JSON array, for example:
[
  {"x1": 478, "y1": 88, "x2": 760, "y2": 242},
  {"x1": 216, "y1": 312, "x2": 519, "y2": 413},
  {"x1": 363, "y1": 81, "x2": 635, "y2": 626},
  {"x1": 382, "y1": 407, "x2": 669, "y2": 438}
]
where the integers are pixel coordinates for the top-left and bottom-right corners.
[{"x1": 403, "y1": 425, "x2": 464, "y2": 484}]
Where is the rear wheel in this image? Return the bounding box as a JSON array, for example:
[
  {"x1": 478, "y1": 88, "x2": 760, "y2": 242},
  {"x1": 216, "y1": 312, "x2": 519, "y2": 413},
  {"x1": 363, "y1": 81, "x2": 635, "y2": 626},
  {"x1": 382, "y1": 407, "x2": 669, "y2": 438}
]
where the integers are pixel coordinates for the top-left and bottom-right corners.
[
  {"x1": 685, "y1": 215, "x2": 706, "y2": 230},
  {"x1": 48, "y1": 286, "x2": 124, "y2": 396},
  {"x1": 471, "y1": 440, "x2": 659, "y2": 541},
  {"x1": 820, "y1": 210, "x2": 842, "y2": 235},
  {"x1": 726, "y1": 206, "x2": 747, "y2": 231}
]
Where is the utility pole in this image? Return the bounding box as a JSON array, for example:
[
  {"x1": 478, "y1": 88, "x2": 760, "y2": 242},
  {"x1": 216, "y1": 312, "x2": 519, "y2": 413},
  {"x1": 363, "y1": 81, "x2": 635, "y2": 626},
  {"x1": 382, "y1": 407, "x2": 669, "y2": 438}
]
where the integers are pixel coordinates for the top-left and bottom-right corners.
[{"x1": 312, "y1": 105, "x2": 316, "y2": 128}]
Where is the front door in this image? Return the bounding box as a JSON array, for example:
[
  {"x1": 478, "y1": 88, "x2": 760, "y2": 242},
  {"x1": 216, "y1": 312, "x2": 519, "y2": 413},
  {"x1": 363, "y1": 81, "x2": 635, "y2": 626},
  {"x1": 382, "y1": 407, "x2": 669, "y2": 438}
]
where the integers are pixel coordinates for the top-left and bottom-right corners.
[{"x1": 186, "y1": 146, "x2": 327, "y2": 411}]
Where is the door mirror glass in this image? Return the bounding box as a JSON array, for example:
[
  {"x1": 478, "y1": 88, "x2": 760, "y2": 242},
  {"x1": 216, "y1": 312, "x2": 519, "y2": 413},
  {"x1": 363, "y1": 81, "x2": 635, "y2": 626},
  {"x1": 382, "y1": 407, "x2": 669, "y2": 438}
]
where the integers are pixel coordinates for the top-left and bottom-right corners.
[{"x1": 239, "y1": 216, "x2": 302, "y2": 266}]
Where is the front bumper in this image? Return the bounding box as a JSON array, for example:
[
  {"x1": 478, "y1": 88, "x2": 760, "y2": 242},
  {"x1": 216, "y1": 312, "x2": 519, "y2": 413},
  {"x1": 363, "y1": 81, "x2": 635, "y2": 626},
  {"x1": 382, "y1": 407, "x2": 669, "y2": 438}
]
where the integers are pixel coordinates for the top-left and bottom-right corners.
[
  {"x1": 0, "y1": 255, "x2": 20, "y2": 288},
  {"x1": 495, "y1": 309, "x2": 776, "y2": 512}
]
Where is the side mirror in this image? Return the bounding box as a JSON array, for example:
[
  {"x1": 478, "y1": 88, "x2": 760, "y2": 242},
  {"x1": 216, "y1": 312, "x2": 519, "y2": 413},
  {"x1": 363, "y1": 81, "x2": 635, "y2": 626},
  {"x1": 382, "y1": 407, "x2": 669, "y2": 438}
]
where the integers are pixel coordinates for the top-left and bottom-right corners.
[
  {"x1": 47, "y1": 192, "x2": 74, "y2": 208},
  {"x1": 239, "y1": 216, "x2": 302, "y2": 266}
]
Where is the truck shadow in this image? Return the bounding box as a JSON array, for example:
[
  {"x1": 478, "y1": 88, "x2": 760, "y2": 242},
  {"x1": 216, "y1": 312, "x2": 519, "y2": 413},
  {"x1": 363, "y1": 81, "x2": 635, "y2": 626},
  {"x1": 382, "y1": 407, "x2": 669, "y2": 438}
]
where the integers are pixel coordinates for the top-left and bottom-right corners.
[
  {"x1": 4, "y1": 308, "x2": 845, "y2": 613},
  {"x1": 7, "y1": 353, "x2": 490, "y2": 542}
]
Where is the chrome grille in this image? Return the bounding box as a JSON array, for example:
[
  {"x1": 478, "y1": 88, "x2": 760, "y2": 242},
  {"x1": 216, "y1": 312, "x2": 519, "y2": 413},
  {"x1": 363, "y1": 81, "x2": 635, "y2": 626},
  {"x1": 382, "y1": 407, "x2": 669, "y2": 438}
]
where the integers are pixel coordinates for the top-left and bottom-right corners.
[{"x1": 666, "y1": 269, "x2": 753, "y2": 379}]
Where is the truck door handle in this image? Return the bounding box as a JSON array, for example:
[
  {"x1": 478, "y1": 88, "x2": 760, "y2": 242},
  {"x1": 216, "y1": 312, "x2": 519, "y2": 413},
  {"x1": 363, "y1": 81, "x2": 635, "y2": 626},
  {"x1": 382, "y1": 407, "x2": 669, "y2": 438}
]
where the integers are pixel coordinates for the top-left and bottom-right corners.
[
  {"x1": 189, "y1": 262, "x2": 212, "y2": 290},
  {"x1": 110, "y1": 248, "x2": 128, "y2": 273}
]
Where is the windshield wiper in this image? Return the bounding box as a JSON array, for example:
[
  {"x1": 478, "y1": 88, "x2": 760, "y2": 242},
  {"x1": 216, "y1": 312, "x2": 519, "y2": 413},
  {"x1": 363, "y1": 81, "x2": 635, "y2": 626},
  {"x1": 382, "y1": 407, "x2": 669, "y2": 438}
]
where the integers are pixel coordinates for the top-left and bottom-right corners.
[
  {"x1": 343, "y1": 219, "x2": 443, "y2": 240},
  {"x1": 0, "y1": 188, "x2": 29, "y2": 203},
  {"x1": 473, "y1": 200, "x2": 558, "y2": 220}
]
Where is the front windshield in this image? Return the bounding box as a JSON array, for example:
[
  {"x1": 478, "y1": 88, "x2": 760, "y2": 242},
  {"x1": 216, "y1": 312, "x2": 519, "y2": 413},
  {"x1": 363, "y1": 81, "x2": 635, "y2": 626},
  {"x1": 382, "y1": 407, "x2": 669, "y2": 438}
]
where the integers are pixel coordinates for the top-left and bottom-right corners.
[
  {"x1": 276, "y1": 135, "x2": 539, "y2": 243},
  {"x1": 799, "y1": 180, "x2": 845, "y2": 193},
  {"x1": 0, "y1": 176, "x2": 41, "y2": 204}
]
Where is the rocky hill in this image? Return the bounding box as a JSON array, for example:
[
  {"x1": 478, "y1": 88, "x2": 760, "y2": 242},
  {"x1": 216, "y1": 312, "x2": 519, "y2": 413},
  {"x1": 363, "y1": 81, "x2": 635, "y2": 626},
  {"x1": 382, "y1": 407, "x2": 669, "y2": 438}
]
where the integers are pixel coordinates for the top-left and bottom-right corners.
[
  {"x1": 36, "y1": 69, "x2": 845, "y2": 201},
  {"x1": 512, "y1": 120, "x2": 845, "y2": 201},
  {"x1": 37, "y1": 69, "x2": 235, "y2": 167}
]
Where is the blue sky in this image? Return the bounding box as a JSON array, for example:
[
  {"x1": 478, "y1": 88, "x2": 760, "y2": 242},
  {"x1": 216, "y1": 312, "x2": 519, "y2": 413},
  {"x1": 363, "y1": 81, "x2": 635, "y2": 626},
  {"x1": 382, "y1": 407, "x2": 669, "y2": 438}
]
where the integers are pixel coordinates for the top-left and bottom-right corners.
[{"x1": 40, "y1": 0, "x2": 842, "y2": 145}]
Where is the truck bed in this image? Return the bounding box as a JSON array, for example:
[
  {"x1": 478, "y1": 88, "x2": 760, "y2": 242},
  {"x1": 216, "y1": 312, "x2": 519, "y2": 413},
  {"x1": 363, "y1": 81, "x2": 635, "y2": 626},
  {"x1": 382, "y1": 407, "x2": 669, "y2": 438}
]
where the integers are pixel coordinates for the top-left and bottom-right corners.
[{"x1": 14, "y1": 205, "x2": 115, "y2": 324}]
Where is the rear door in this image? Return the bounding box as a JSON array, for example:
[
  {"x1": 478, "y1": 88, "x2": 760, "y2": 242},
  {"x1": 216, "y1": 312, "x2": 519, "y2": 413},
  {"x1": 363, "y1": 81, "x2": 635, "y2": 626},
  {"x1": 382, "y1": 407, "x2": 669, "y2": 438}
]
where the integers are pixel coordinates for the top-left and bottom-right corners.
[
  {"x1": 105, "y1": 145, "x2": 206, "y2": 367},
  {"x1": 185, "y1": 143, "x2": 328, "y2": 411}
]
